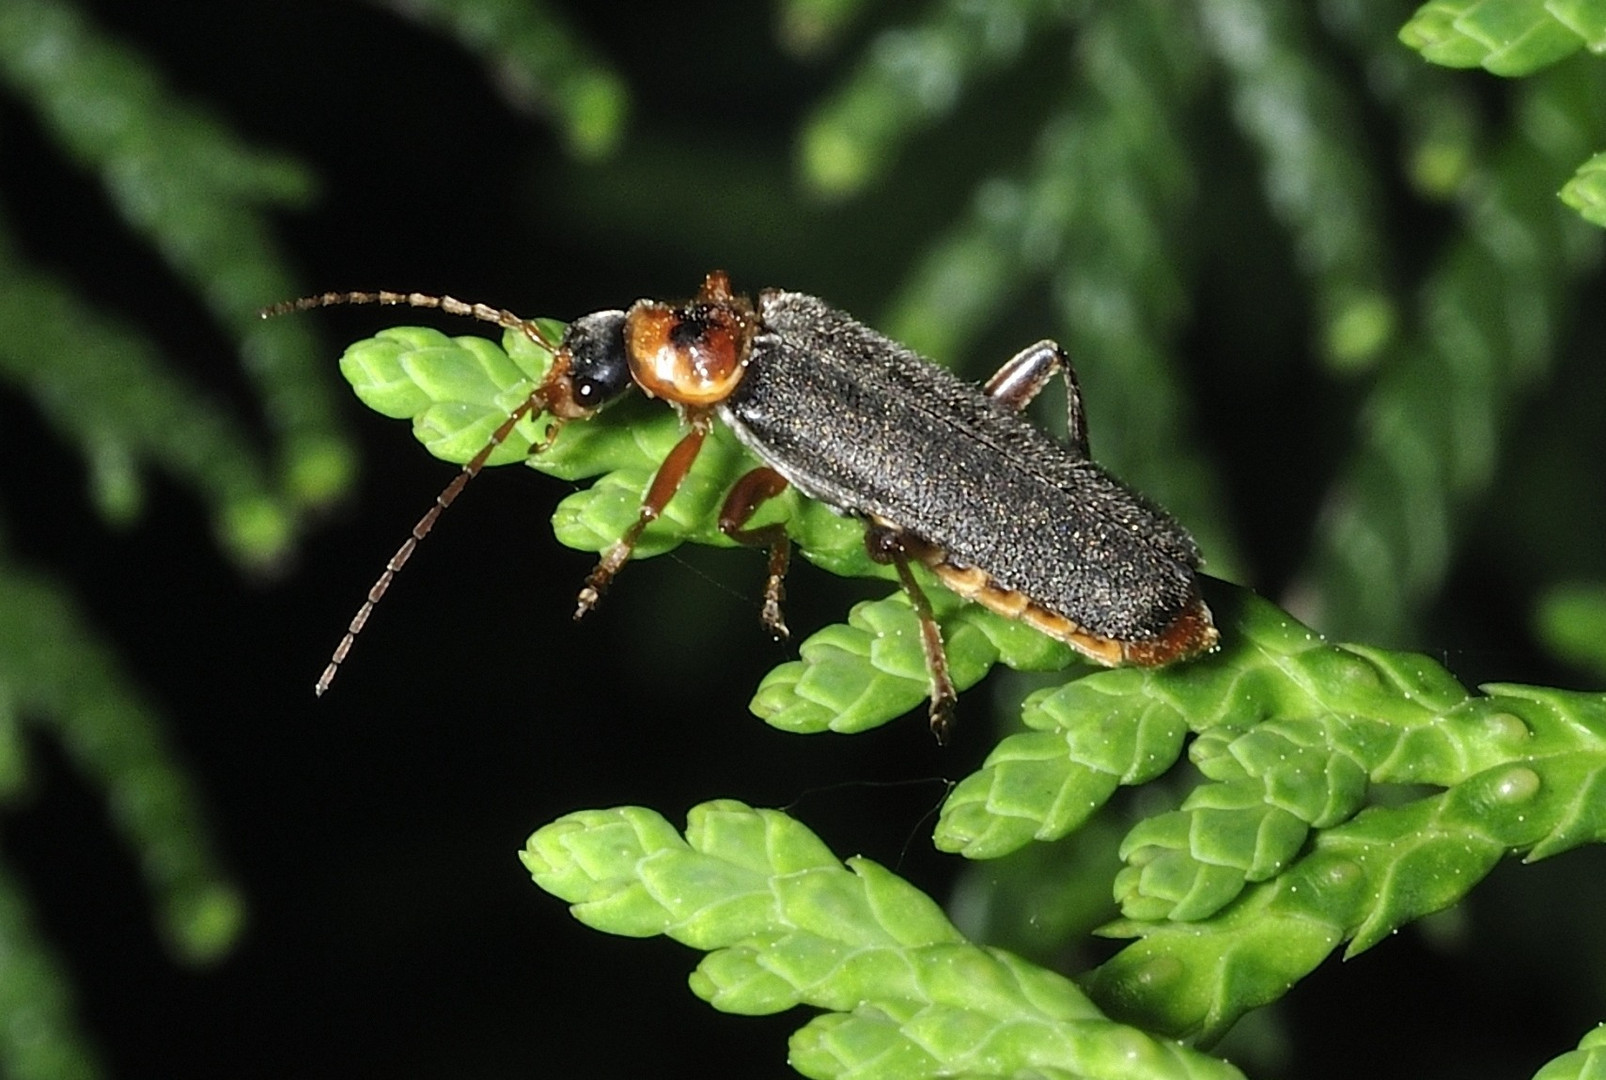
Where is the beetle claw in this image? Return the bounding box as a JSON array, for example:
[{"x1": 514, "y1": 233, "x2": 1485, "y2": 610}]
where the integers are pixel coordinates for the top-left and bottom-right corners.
[{"x1": 574, "y1": 586, "x2": 600, "y2": 620}]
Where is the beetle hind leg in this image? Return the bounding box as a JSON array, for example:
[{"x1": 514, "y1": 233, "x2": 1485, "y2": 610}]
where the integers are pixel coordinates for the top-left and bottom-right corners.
[
  {"x1": 864, "y1": 522, "x2": 957, "y2": 744},
  {"x1": 984, "y1": 339, "x2": 1088, "y2": 457},
  {"x1": 718, "y1": 467, "x2": 793, "y2": 640}
]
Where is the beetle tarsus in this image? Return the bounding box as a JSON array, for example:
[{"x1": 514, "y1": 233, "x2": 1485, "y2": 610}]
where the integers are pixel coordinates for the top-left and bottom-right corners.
[
  {"x1": 760, "y1": 577, "x2": 789, "y2": 641},
  {"x1": 928, "y1": 694, "x2": 955, "y2": 746},
  {"x1": 913, "y1": 592, "x2": 956, "y2": 745},
  {"x1": 743, "y1": 540, "x2": 792, "y2": 641}
]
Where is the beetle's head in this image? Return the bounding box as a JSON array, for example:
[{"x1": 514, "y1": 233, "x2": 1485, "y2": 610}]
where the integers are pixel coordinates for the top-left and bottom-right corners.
[
  {"x1": 622, "y1": 270, "x2": 757, "y2": 407},
  {"x1": 544, "y1": 309, "x2": 633, "y2": 419}
]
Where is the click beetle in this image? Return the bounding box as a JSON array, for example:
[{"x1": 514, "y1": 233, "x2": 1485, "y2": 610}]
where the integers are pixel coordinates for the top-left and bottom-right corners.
[{"x1": 271, "y1": 271, "x2": 1217, "y2": 740}]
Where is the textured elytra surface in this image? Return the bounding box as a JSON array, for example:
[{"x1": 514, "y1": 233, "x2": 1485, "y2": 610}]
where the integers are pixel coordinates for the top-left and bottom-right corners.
[{"x1": 721, "y1": 290, "x2": 1204, "y2": 642}]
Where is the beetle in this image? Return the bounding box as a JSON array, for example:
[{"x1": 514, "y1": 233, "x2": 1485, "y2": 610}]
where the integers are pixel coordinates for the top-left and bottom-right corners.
[{"x1": 270, "y1": 271, "x2": 1217, "y2": 740}]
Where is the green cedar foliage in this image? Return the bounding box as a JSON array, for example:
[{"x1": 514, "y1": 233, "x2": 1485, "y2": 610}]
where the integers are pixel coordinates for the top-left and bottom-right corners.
[
  {"x1": 524, "y1": 799, "x2": 1242, "y2": 1080},
  {"x1": 0, "y1": 1, "x2": 623, "y2": 1076},
  {"x1": 339, "y1": 307, "x2": 1606, "y2": 1073}
]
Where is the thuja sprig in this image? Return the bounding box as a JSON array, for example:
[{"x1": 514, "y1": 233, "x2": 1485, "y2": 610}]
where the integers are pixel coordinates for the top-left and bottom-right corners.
[
  {"x1": 336, "y1": 317, "x2": 1606, "y2": 1057},
  {"x1": 522, "y1": 799, "x2": 1245, "y2": 1080}
]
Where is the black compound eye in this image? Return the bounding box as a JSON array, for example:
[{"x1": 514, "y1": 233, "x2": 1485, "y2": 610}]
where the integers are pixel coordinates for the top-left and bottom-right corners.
[{"x1": 573, "y1": 371, "x2": 625, "y2": 407}]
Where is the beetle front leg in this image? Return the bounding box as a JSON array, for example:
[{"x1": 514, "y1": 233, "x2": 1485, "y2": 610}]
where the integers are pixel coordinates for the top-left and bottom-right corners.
[
  {"x1": 983, "y1": 340, "x2": 1088, "y2": 458},
  {"x1": 718, "y1": 467, "x2": 793, "y2": 640},
  {"x1": 575, "y1": 414, "x2": 711, "y2": 618},
  {"x1": 864, "y1": 522, "x2": 956, "y2": 744}
]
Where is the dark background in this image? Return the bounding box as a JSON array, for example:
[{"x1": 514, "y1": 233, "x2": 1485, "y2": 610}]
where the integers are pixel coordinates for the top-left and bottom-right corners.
[{"x1": 2, "y1": 2, "x2": 1604, "y2": 1078}]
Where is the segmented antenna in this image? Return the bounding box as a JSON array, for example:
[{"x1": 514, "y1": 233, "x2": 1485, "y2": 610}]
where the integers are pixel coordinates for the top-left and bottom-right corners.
[
  {"x1": 260, "y1": 291, "x2": 560, "y2": 694},
  {"x1": 259, "y1": 290, "x2": 547, "y2": 342}
]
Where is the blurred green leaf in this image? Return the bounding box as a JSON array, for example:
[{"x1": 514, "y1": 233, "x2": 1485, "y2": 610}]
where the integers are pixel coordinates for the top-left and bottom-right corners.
[
  {"x1": 798, "y1": 0, "x2": 1079, "y2": 197},
  {"x1": 0, "y1": 0, "x2": 356, "y2": 517},
  {"x1": 1535, "y1": 582, "x2": 1606, "y2": 679},
  {"x1": 372, "y1": 0, "x2": 627, "y2": 158},
  {"x1": 0, "y1": 218, "x2": 292, "y2": 566},
  {"x1": 0, "y1": 863, "x2": 101, "y2": 1080},
  {"x1": 1200, "y1": 0, "x2": 1398, "y2": 371},
  {"x1": 1292, "y1": 60, "x2": 1606, "y2": 641}
]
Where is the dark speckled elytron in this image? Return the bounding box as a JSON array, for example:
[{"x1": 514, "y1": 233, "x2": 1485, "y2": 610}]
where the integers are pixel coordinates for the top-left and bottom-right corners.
[
  {"x1": 732, "y1": 289, "x2": 1210, "y2": 650},
  {"x1": 275, "y1": 272, "x2": 1217, "y2": 738}
]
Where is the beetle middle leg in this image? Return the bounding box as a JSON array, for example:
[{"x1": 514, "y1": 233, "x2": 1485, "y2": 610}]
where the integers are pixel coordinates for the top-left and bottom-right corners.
[
  {"x1": 864, "y1": 521, "x2": 956, "y2": 744},
  {"x1": 718, "y1": 467, "x2": 793, "y2": 640},
  {"x1": 984, "y1": 340, "x2": 1088, "y2": 457},
  {"x1": 575, "y1": 412, "x2": 711, "y2": 618}
]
